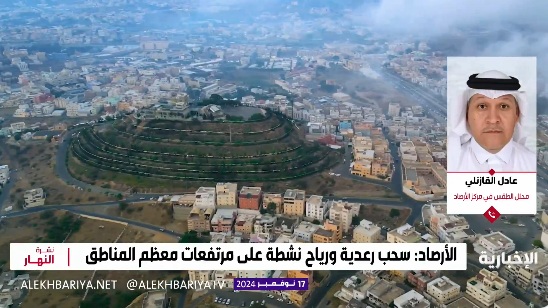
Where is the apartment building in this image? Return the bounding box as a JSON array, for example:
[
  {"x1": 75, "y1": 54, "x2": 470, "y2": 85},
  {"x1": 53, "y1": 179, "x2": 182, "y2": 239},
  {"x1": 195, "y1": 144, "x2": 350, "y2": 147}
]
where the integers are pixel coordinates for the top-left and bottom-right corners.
[
  {"x1": 387, "y1": 224, "x2": 421, "y2": 244},
  {"x1": 329, "y1": 201, "x2": 360, "y2": 233},
  {"x1": 466, "y1": 269, "x2": 507, "y2": 307},
  {"x1": 406, "y1": 270, "x2": 439, "y2": 292},
  {"x1": 475, "y1": 232, "x2": 515, "y2": 255},
  {"x1": 23, "y1": 188, "x2": 46, "y2": 208},
  {"x1": 388, "y1": 103, "x2": 401, "y2": 117},
  {"x1": 305, "y1": 195, "x2": 328, "y2": 221},
  {"x1": 283, "y1": 189, "x2": 306, "y2": 216},
  {"x1": 352, "y1": 219, "x2": 381, "y2": 243},
  {"x1": 312, "y1": 227, "x2": 336, "y2": 244},
  {"x1": 287, "y1": 270, "x2": 313, "y2": 285},
  {"x1": 187, "y1": 207, "x2": 214, "y2": 232},
  {"x1": 504, "y1": 248, "x2": 548, "y2": 288},
  {"x1": 426, "y1": 276, "x2": 460, "y2": 304},
  {"x1": 533, "y1": 265, "x2": 548, "y2": 301},
  {"x1": 393, "y1": 290, "x2": 430, "y2": 308},
  {"x1": 215, "y1": 182, "x2": 238, "y2": 208},
  {"x1": 213, "y1": 270, "x2": 238, "y2": 289},
  {"x1": 366, "y1": 280, "x2": 405, "y2": 308},
  {"x1": 0, "y1": 165, "x2": 9, "y2": 186},
  {"x1": 293, "y1": 221, "x2": 320, "y2": 242},
  {"x1": 288, "y1": 289, "x2": 311, "y2": 307},
  {"x1": 194, "y1": 187, "x2": 216, "y2": 209},
  {"x1": 210, "y1": 209, "x2": 237, "y2": 233},
  {"x1": 234, "y1": 213, "x2": 257, "y2": 236},
  {"x1": 239, "y1": 186, "x2": 262, "y2": 210},
  {"x1": 262, "y1": 193, "x2": 283, "y2": 214},
  {"x1": 254, "y1": 214, "x2": 277, "y2": 234},
  {"x1": 274, "y1": 217, "x2": 299, "y2": 235},
  {"x1": 188, "y1": 270, "x2": 211, "y2": 282}
]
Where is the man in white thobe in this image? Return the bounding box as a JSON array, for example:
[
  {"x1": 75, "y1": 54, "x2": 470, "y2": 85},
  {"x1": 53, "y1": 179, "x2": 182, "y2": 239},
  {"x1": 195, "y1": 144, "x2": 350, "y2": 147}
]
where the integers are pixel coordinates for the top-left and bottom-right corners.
[{"x1": 447, "y1": 70, "x2": 536, "y2": 172}]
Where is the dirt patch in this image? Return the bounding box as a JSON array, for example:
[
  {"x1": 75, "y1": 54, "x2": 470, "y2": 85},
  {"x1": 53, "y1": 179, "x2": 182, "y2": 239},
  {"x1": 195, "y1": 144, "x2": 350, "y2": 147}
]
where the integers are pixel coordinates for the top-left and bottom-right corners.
[
  {"x1": 261, "y1": 172, "x2": 397, "y2": 198},
  {"x1": 1, "y1": 142, "x2": 112, "y2": 207},
  {"x1": 358, "y1": 204, "x2": 411, "y2": 229},
  {"x1": 94, "y1": 202, "x2": 189, "y2": 234},
  {"x1": 117, "y1": 225, "x2": 179, "y2": 243}
]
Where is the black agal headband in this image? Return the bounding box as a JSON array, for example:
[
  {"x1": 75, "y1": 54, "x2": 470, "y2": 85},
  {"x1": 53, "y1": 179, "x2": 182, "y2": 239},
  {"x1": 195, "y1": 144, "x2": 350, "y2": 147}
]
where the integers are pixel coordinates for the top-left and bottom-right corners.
[{"x1": 467, "y1": 73, "x2": 521, "y2": 91}]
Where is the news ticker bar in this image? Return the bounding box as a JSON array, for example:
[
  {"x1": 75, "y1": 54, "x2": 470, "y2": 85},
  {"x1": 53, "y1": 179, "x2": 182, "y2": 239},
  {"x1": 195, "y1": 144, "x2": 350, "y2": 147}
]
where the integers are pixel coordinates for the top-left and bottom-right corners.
[
  {"x1": 234, "y1": 278, "x2": 307, "y2": 291},
  {"x1": 11, "y1": 243, "x2": 467, "y2": 271}
]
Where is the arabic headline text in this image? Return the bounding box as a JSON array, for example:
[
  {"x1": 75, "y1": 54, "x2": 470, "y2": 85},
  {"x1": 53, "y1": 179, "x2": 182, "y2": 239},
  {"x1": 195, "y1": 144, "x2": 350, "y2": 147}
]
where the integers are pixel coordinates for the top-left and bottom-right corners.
[{"x1": 11, "y1": 243, "x2": 467, "y2": 271}]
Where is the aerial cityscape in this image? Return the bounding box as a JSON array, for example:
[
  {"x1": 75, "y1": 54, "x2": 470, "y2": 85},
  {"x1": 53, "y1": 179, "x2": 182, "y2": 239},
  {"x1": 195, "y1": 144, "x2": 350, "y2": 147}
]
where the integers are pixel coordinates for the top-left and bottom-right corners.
[{"x1": 1, "y1": 0, "x2": 548, "y2": 308}]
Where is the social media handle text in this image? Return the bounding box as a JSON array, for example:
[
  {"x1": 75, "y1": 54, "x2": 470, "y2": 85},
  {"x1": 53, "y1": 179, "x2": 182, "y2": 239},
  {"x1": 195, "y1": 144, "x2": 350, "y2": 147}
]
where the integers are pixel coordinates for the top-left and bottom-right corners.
[{"x1": 126, "y1": 279, "x2": 227, "y2": 291}]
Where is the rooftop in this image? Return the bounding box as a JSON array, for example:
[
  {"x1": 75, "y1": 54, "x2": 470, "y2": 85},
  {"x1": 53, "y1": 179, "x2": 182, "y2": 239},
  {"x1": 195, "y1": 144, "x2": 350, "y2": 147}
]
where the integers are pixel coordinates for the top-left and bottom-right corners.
[
  {"x1": 196, "y1": 186, "x2": 216, "y2": 195},
  {"x1": 284, "y1": 189, "x2": 305, "y2": 200},
  {"x1": 427, "y1": 276, "x2": 459, "y2": 292},
  {"x1": 445, "y1": 297, "x2": 480, "y2": 308},
  {"x1": 368, "y1": 280, "x2": 406, "y2": 304},
  {"x1": 494, "y1": 295, "x2": 528, "y2": 308},
  {"x1": 481, "y1": 232, "x2": 513, "y2": 247},
  {"x1": 240, "y1": 186, "x2": 262, "y2": 196}
]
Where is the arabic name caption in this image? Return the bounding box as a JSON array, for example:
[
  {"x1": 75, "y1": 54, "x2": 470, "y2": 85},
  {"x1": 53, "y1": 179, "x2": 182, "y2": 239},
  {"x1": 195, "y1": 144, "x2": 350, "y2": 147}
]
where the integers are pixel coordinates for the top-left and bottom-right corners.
[
  {"x1": 20, "y1": 279, "x2": 117, "y2": 290},
  {"x1": 464, "y1": 176, "x2": 518, "y2": 188},
  {"x1": 83, "y1": 244, "x2": 458, "y2": 267}
]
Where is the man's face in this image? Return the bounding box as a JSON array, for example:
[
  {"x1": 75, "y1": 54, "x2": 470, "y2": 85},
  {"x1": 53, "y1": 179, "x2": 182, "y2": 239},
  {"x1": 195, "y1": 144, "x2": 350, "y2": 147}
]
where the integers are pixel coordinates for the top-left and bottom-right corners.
[{"x1": 466, "y1": 94, "x2": 520, "y2": 153}]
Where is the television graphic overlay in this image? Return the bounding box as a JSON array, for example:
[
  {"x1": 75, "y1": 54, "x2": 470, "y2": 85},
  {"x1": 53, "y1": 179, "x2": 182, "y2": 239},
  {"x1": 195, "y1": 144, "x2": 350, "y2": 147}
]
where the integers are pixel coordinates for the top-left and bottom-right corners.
[{"x1": 446, "y1": 57, "x2": 537, "y2": 216}]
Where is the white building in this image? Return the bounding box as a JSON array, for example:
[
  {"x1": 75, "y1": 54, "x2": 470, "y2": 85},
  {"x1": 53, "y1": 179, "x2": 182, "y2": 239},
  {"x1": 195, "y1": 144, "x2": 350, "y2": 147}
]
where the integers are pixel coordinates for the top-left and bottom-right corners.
[
  {"x1": 253, "y1": 214, "x2": 277, "y2": 234},
  {"x1": 194, "y1": 187, "x2": 216, "y2": 209},
  {"x1": 293, "y1": 221, "x2": 320, "y2": 242},
  {"x1": 352, "y1": 219, "x2": 381, "y2": 243},
  {"x1": 533, "y1": 265, "x2": 548, "y2": 301},
  {"x1": 23, "y1": 188, "x2": 46, "y2": 208},
  {"x1": 393, "y1": 290, "x2": 430, "y2": 308},
  {"x1": 466, "y1": 269, "x2": 507, "y2": 307},
  {"x1": 329, "y1": 201, "x2": 360, "y2": 233},
  {"x1": 0, "y1": 165, "x2": 9, "y2": 186},
  {"x1": 475, "y1": 232, "x2": 515, "y2": 255},
  {"x1": 426, "y1": 276, "x2": 460, "y2": 304},
  {"x1": 305, "y1": 195, "x2": 328, "y2": 221}
]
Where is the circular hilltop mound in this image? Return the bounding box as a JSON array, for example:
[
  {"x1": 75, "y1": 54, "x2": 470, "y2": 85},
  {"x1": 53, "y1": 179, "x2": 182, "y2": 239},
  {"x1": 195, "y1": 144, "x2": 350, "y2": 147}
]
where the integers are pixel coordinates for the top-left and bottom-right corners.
[{"x1": 68, "y1": 110, "x2": 341, "y2": 191}]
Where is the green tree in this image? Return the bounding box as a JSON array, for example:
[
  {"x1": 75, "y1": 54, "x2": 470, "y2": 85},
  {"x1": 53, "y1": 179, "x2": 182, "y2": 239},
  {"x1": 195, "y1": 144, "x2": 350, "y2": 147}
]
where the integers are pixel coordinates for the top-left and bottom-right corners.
[
  {"x1": 389, "y1": 209, "x2": 400, "y2": 218},
  {"x1": 533, "y1": 239, "x2": 544, "y2": 248},
  {"x1": 312, "y1": 219, "x2": 321, "y2": 225},
  {"x1": 259, "y1": 207, "x2": 267, "y2": 215},
  {"x1": 116, "y1": 193, "x2": 123, "y2": 200},
  {"x1": 267, "y1": 202, "x2": 277, "y2": 214},
  {"x1": 13, "y1": 132, "x2": 22, "y2": 141},
  {"x1": 179, "y1": 231, "x2": 200, "y2": 243},
  {"x1": 118, "y1": 201, "x2": 129, "y2": 211},
  {"x1": 351, "y1": 216, "x2": 361, "y2": 226}
]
